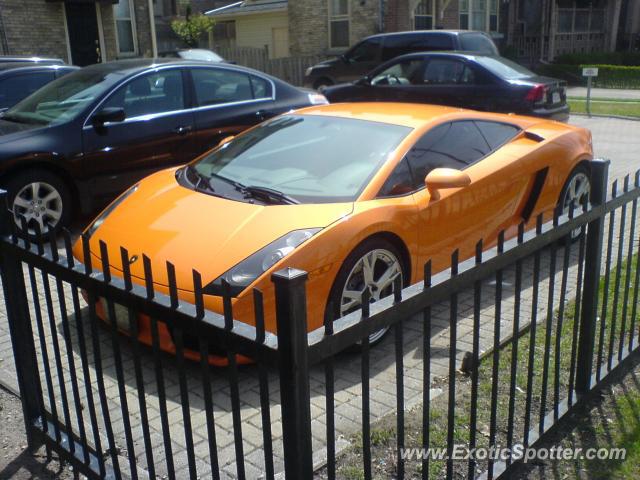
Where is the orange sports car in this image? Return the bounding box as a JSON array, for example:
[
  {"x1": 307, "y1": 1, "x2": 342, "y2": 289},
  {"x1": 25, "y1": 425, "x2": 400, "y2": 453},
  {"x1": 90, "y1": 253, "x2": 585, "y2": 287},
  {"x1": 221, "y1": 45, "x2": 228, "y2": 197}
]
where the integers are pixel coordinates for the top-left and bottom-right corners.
[{"x1": 74, "y1": 103, "x2": 593, "y2": 364}]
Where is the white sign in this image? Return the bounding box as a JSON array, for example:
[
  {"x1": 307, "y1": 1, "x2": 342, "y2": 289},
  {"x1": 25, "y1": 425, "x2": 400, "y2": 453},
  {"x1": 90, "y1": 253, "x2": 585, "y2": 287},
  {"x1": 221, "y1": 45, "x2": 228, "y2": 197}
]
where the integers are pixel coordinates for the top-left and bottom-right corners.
[{"x1": 582, "y1": 67, "x2": 599, "y2": 77}]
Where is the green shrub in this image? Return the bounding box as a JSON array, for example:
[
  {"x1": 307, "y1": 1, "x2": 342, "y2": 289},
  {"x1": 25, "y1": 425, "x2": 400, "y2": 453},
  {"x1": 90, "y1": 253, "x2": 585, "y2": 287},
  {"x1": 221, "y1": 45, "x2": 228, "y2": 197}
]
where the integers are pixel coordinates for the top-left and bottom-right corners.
[
  {"x1": 533, "y1": 63, "x2": 640, "y2": 89},
  {"x1": 555, "y1": 51, "x2": 640, "y2": 66},
  {"x1": 171, "y1": 7, "x2": 215, "y2": 47},
  {"x1": 582, "y1": 64, "x2": 640, "y2": 89}
]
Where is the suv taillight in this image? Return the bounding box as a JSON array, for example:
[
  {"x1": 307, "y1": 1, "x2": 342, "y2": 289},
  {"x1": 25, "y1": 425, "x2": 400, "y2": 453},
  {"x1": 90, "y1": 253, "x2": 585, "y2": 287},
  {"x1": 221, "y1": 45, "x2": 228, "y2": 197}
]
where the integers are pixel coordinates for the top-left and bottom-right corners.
[{"x1": 525, "y1": 84, "x2": 547, "y2": 103}]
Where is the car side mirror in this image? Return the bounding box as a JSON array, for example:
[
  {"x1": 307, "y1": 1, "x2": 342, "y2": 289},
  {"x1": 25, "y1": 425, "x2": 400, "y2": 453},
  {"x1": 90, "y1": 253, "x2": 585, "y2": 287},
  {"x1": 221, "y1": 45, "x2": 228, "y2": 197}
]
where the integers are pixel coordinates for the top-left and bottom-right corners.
[
  {"x1": 218, "y1": 135, "x2": 234, "y2": 147},
  {"x1": 356, "y1": 76, "x2": 370, "y2": 86},
  {"x1": 425, "y1": 168, "x2": 471, "y2": 201},
  {"x1": 92, "y1": 107, "x2": 125, "y2": 127}
]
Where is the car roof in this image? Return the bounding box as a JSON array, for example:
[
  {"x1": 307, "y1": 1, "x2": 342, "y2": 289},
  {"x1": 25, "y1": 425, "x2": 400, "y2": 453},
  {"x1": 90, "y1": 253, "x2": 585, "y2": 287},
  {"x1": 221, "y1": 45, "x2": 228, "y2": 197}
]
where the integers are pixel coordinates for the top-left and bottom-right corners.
[
  {"x1": 79, "y1": 58, "x2": 279, "y2": 80},
  {"x1": 0, "y1": 62, "x2": 77, "y2": 73},
  {"x1": 296, "y1": 103, "x2": 542, "y2": 130},
  {"x1": 0, "y1": 55, "x2": 65, "y2": 64},
  {"x1": 389, "y1": 51, "x2": 497, "y2": 61},
  {"x1": 364, "y1": 30, "x2": 491, "y2": 41}
]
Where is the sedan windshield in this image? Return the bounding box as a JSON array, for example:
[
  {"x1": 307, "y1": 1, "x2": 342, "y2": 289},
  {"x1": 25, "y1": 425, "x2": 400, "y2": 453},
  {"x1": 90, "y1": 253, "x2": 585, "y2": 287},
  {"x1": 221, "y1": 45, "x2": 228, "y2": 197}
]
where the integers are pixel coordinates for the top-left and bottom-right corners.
[
  {"x1": 474, "y1": 56, "x2": 536, "y2": 80},
  {"x1": 3, "y1": 69, "x2": 115, "y2": 125},
  {"x1": 193, "y1": 115, "x2": 411, "y2": 203}
]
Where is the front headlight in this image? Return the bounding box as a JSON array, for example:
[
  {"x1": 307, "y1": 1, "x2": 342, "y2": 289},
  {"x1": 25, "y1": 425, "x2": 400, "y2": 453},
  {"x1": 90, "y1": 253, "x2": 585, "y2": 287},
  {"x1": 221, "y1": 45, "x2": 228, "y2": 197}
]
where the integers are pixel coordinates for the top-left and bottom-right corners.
[
  {"x1": 203, "y1": 228, "x2": 321, "y2": 296},
  {"x1": 305, "y1": 67, "x2": 314, "y2": 76},
  {"x1": 86, "y1": 184, "x2": 138, "y2": 238}
]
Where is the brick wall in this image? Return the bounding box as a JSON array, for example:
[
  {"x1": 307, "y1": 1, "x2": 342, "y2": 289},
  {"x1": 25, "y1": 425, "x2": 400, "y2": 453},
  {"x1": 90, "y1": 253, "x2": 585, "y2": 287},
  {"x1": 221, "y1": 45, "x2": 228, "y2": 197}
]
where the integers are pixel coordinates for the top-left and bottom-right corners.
[
  {"x1": 289, "y1": 0, "x2": 380, "y2": 56},
  {"x1": 132, "y1": 0, "x2": 154, "y2": 57},
  {"x1": 0, "y1": 0, "x2": 68, "y2": 61},
  {"x1": 439, "y1": 0, "x2": 458, "y2": 29},
  {"x1": 99, "y1": 3, "x2": 118, "y2": 62}
]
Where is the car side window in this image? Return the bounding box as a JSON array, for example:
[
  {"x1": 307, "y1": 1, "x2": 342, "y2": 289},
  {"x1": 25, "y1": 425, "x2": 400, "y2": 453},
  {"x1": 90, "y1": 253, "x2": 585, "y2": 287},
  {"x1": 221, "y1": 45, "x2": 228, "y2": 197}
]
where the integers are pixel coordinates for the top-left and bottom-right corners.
[
  {"x1": 347, "y1": 38, "x2": 381, "y2": 63},
  {"x1": 423, "y1": 59, "x2": 474, "y2": 85},
  {"x1": 0, "y1": 72, "x2": 55, "y2": 109},
  {"x1": 192, "y1": 68, "x2": 263, "y2": 106},
  {"x1": 421, "y1": 33, "x2": 455, "y2": 50},
  {"x1": 250, "y1": 75, "x2": 271, "y2": 99},
  {"x1": 371, "y1": 59, "x2": 426, "y2": 86},
  {"x1": 378, "y1": 158, "x2": 414, "y2": 197},
  {"x1": 474, "y1": 121, "x2": 521, "y2": 150},
  {"x1": 103, "y1": 69, "x2": 185, "y2": 118},
  {"x1": 405, "y1": 121, "x2": 490, "y2": 188}
]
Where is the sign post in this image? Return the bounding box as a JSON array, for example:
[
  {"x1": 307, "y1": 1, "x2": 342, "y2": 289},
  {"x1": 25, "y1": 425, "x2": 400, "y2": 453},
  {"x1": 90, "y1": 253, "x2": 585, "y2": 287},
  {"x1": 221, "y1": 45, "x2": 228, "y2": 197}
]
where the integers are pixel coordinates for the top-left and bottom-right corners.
[{"x1": 582, "y1": 67, "x2": 599, "y2": 117}]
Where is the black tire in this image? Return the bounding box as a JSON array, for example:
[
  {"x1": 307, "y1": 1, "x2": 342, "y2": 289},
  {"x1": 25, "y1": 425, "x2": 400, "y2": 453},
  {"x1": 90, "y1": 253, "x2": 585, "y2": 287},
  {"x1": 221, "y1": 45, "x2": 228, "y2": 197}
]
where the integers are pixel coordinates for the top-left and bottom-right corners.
[
  {"x1": 2, "y1": 169, "x2": 72, "y2": 238},
  {"x1": 327, "y1": 238, "x2": 405, "y2": 347},
  {"x1": 558, "y1": 163, "x2": 591, "y2": 243}
]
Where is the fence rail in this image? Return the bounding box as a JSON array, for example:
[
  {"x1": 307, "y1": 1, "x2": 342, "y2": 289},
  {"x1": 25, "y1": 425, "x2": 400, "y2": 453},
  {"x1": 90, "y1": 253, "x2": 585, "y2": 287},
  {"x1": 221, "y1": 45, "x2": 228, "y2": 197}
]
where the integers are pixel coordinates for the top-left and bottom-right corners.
[
  {"x1": 1, "y1": 159, "x2": 640, "y2": 479},
  {"x1": 215, "y1": 45, "x2": 327, "y2": 86}
]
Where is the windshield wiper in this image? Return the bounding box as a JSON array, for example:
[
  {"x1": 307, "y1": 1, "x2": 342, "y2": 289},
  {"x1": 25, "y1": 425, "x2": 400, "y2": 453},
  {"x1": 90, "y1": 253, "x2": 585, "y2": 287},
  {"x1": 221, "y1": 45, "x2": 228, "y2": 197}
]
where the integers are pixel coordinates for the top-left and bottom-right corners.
[
  {"x1": 242, "y1": 185, "x2": 300, "y2": 205},
  {"x1": 186, "y1": 166, "x2": 216, "y2": 194}
]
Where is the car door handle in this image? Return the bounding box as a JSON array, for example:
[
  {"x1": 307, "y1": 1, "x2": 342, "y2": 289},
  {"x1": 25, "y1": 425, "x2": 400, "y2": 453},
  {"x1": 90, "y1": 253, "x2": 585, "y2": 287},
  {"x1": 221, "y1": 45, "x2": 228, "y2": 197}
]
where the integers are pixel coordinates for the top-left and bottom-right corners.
[
  {"x1": 255, "y1": 110, "x2": 267, "y2": 121},
  {"x1": 173, "y1": 125, "x2": 192, "y2": 135}
]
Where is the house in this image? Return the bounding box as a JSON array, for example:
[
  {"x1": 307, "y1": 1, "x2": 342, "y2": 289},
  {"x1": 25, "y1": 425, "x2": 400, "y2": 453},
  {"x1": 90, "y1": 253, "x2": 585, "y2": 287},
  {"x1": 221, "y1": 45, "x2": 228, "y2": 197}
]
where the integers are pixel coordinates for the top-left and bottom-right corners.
[
  {"x1": 0, "y1": 0, "x2": 159, "y2": 65},
  {"x1": 206, "y1": 0, "x2": 639, "y2": 62},
  {"x1": 205, "y1": 0, "x2": 290, "y2": 57}
]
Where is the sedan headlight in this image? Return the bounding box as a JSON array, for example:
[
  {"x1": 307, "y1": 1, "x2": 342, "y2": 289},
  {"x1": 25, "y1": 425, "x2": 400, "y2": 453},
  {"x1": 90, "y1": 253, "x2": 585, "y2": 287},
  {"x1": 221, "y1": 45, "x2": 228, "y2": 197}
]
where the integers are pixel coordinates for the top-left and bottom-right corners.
[
  {"x1": 305, "y1": 67, "x2": 314, "y2": 76},
  {"x1": 204, "y1": 228, "x2": 321, "y2": 296},
  {"x1": 86, "y1": 184, "x2": 138, "y2": 238}
]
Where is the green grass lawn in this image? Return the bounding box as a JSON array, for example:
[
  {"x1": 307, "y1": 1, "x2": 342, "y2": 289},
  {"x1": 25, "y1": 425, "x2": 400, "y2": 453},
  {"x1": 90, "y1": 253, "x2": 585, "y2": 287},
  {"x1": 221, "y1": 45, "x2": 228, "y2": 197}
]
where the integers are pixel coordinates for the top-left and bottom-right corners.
[
  {"x1": 327, "y1": 249, "x2": 640, "y2": 479},
  {"x1": 568, "y1": 98, "x2": 640, "y2": 118}
]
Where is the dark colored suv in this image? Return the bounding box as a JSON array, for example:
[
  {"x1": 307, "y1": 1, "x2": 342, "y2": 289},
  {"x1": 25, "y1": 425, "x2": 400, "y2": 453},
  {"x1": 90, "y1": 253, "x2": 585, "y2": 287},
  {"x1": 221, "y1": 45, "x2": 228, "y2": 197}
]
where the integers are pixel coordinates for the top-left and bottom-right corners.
[
  {"x1": 304, "y1": 30, "x2": 498, "y2": 89},
  {"x1": 0, "y1": 59, "x2": 325, "y2": 235}
]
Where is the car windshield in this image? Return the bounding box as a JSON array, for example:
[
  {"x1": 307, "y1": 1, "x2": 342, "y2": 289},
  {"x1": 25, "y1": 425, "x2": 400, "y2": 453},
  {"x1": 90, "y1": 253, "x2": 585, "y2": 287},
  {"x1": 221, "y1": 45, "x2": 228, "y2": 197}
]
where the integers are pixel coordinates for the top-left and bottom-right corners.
[
  {"x1": 474, "y1": 56, "x2": 536, "y2": 80},
  {"x1": 193, "y1": 115, "x2": 411, "y2": 203},
  {"x1": 2, "y1": 69, "x2": 114, "y2": 125}
]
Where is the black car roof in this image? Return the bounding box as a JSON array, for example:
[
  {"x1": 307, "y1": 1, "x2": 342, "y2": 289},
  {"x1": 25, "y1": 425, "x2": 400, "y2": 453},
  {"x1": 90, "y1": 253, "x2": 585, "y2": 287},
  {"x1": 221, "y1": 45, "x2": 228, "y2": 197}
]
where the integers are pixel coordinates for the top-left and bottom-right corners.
[
  {"x1": 79, "y1": 58, "x2": 279, "y2": 81},
  {"x1": 0, "y1": 62, "x2": 77, "y2": 74},
  {"x1": 364, "y1": 30, "x2": 491, "y2": 41},
  {"x1": 0, "y1": 55, "x2": 65, "y2": 64}
]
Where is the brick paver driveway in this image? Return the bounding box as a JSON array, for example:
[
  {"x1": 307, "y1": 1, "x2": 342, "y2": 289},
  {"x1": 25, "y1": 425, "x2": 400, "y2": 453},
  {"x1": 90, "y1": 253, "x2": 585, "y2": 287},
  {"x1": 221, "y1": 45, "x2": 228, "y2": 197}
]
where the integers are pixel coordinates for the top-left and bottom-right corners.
[{"x1": 0, "y1": 115, "x2": 637, "y2": 479}]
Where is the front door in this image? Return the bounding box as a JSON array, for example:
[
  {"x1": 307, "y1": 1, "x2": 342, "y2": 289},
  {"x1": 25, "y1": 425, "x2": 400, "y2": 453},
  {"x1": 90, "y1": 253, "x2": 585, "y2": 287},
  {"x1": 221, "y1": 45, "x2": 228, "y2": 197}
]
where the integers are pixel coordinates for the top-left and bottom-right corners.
[
  {"x1": 65, "y1": 3, "x2": 101, "y2": 66},
  {"x1": 82, "y1": 68, "x2": 196, "y2": 199}
]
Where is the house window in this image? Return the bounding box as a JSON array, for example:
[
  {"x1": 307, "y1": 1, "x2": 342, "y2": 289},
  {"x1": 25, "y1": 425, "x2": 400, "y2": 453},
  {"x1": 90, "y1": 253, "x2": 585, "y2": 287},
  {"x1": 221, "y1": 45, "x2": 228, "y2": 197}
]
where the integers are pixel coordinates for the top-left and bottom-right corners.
[
  {"x1": 459, "y1": 0, "x2": 498, "y2": 32},
  {"x1": 329, "y1": 0, "x2": 349, "y2": 48},
  {"x1": 115, "y1": 0, "x2": 136, "y2": 55},
  {"x1": 414, "y1": 0, "x2": 434, "y2": 30}
]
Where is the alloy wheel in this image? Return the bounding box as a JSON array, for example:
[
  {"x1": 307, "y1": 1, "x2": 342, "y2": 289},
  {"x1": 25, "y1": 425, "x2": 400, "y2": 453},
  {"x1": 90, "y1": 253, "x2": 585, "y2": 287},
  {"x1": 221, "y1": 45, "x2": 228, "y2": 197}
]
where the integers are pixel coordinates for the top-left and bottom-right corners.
[
  {"x1": 561, "y1": 171, "x2": 591, "y2": 240},
  {"x1": 340, "y1": 248, "x2": 403, "y2": 344},
  {"x1": 12, "y1": 181, "x2": 63, "y2": 235}
]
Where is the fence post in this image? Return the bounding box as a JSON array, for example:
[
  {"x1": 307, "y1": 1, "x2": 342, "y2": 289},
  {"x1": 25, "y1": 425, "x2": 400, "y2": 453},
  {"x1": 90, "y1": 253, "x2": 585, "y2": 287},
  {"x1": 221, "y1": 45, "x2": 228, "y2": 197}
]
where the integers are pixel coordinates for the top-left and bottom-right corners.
[
  {"x1": 272, "y1": 267, "x2": 313, "y2": 479},
  {"x1": 576, "y1": 159, "x2": 609, "y2": 394},
  {"x1": 0, "y1": 189, "x2": 44, "y2": 449}
]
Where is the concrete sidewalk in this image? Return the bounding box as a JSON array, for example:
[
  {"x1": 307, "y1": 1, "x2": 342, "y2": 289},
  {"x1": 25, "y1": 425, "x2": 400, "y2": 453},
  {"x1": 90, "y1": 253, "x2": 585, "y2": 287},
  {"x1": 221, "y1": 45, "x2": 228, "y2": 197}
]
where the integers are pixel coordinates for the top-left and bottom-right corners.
[{"x1": 567, "y1": 86, "x2": 640, "y2": 100}]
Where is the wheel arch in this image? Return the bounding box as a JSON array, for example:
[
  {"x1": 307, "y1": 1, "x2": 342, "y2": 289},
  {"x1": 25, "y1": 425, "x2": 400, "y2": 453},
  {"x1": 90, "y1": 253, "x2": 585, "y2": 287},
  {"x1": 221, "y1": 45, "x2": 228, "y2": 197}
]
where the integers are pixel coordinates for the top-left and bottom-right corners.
[
  {"x1": 0, "y1": 160, "x2": 79, "y2": 209},
  {"x1": 325, "y1": 230, "x2": 413, "y2": 317}
]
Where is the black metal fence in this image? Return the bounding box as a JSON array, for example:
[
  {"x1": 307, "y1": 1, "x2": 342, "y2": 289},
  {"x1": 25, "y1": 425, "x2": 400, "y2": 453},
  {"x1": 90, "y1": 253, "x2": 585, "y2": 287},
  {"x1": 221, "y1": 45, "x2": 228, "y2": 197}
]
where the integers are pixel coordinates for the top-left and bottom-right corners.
[{"x1": 1, "y1": 159, "x2": 639, "y2": 479}]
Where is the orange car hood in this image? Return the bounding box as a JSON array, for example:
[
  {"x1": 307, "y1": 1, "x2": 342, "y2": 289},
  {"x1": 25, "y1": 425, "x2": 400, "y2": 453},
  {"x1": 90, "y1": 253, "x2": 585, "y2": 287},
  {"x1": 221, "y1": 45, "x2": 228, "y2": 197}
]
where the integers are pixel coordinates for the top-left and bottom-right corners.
[{"x1": 88, "y1": 170, "x2": 353, "y2": 289}]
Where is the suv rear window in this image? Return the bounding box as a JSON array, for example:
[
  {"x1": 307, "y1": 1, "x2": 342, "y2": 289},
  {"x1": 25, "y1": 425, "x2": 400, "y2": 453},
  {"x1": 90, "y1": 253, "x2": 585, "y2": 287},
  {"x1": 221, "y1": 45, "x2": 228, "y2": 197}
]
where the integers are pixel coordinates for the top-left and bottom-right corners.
[
  {"x1": 381, "y1": 33, "x2": 455, "y2": 61},
  {"x1": 458, "y1": 33, "x2": 498, "y2": 54}
]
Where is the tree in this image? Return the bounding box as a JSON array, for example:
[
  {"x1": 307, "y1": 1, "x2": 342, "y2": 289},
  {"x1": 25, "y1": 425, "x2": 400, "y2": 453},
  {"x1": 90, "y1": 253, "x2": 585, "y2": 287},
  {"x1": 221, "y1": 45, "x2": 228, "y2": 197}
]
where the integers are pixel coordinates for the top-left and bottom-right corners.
[{"x1": 171, "y1": 6, "x2": 216, "y2": 48}]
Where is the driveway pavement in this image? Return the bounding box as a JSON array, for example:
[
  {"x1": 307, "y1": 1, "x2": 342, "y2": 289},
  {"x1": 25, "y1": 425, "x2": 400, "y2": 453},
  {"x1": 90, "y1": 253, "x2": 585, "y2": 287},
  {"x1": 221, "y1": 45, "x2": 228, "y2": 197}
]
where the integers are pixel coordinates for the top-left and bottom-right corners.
[{"x1": 0, "y1": 116, "x2": 638, "y2": 479}]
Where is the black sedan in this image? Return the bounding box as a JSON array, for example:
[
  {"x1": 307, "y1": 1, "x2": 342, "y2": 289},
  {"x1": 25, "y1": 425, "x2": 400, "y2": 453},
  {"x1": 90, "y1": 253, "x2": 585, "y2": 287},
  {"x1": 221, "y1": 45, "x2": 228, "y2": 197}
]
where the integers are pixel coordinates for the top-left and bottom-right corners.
[
  {"x1": 0, "y1": 58, "x2": 326, "y2": 234},
  {"x1": 322, "y1": 52, "x2": 569, "y2": 121},
  {"x1": 0, "y1": 63, "x2": 78, "y2": 112}
]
